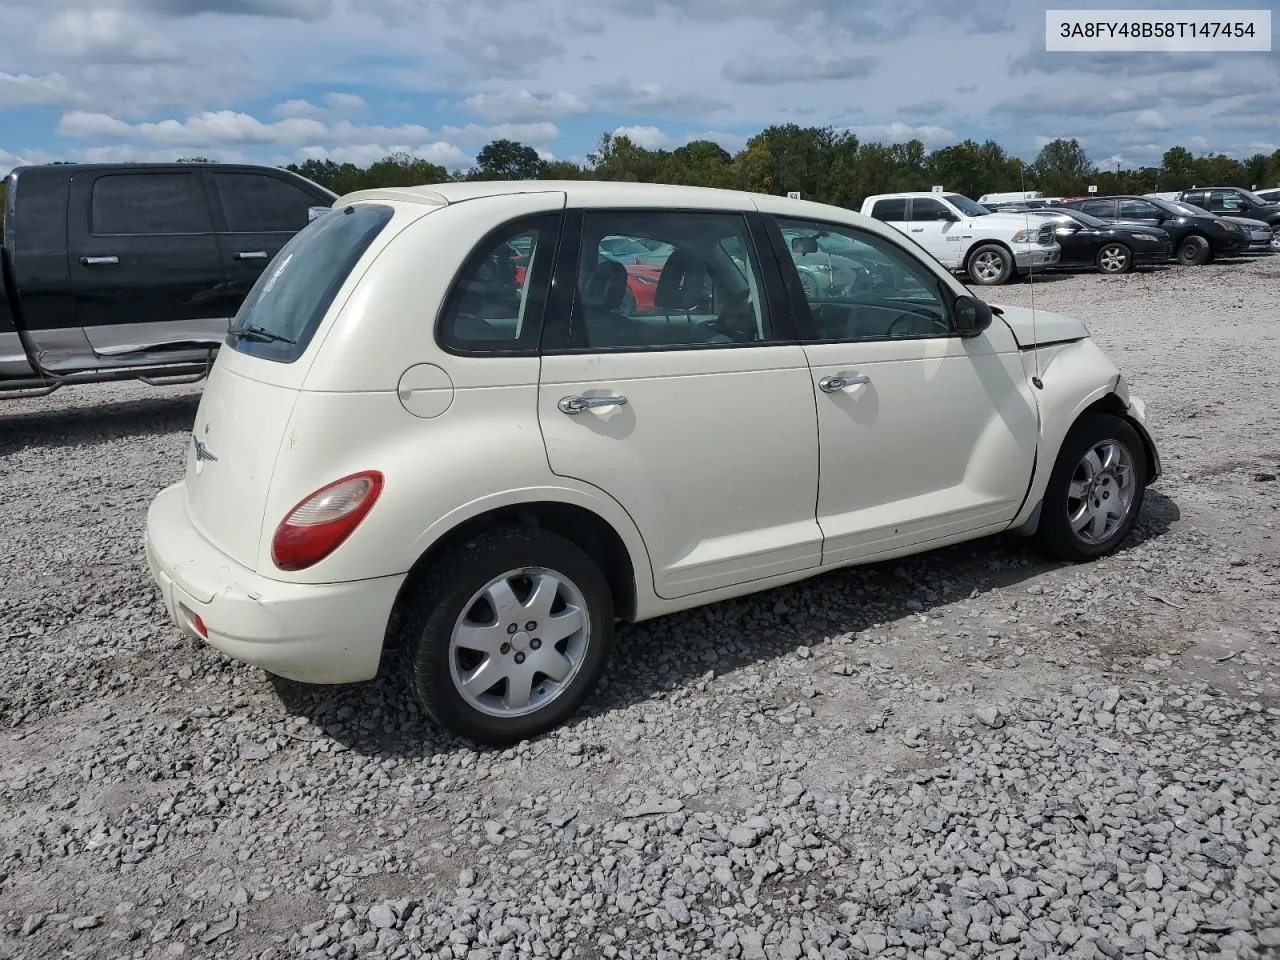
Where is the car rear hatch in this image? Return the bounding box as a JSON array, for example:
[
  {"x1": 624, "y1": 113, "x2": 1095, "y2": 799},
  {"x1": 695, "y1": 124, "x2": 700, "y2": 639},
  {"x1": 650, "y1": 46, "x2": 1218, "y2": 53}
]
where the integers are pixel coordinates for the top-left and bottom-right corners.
[{"x1": 181, "y1": 199, "x2": 419, "y2": 572}]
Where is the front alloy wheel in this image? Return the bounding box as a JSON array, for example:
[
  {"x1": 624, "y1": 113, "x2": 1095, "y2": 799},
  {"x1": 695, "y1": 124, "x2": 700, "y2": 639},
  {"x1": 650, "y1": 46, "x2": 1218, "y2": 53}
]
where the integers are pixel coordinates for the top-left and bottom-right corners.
[
  {"x1": 1036, "y1": 413, "x2": 1148, "y2": 561},
  {"x1": 1096, "y1": 242, "x2": 1131, "y2": 274}
]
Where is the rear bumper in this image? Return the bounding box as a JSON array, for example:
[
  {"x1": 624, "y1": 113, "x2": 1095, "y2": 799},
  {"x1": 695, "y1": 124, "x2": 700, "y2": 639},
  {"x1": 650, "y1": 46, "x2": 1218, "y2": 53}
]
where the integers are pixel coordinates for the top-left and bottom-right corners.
[{"x1": 144, "y1": 482, "x2": 405, "y2": 684}]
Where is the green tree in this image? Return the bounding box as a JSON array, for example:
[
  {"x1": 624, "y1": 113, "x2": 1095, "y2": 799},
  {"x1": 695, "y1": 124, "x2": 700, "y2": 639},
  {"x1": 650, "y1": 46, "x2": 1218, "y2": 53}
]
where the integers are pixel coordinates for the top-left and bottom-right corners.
[
  {"x1": 1030, "y1": 138, "x2": 1094, "y2": 196},
  {"x1": 1159, "y1": 146, "x2": 1196, "y2": 190},
  {"x1": 731, "y1": 124, "x2": 859, "y2": 206},
  {"x1": 587, "y1": 132, "x2": 667, "y2": 182},
  {"x1": 474, "y1": 139, "x2": 544, "y2": 180}
]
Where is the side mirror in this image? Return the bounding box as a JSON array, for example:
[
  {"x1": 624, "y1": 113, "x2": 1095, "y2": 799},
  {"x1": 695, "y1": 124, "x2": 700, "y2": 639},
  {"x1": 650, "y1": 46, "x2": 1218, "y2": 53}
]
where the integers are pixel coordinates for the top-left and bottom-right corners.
[{"x1": 954, "y1": 295, "x2": 993, "y2": 338}]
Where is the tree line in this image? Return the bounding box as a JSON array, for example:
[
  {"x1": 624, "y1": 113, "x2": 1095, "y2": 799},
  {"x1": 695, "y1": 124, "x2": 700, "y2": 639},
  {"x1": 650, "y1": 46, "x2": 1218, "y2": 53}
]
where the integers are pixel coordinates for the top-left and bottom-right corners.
[
  {"x1": 282, "y1": 129, "x2": 1280, "y2": 207},
  {"x1": 2, "y1": 129, "x2": 1278, "y2": 239}
]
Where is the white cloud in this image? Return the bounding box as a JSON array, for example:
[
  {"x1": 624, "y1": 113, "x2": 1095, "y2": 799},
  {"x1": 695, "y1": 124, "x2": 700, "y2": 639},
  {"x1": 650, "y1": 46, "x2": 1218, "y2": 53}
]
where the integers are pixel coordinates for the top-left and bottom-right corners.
[
  {"x1": 0, "y1": 146, "x2": 59, "y2": 176},
  {"x1": 1188, "y1": 136, "x2": 1210, "y2": 150},
  {"x1": 274, "y1": 91, "x2": 368, "y2": 119},
  {"x1": 721, "y1": 53, "x2": 878, "y2": 85},
  {"x1": 57, "y1": 110, "x2": 332, "y2": 146},
  {"x1": 0, "y1": 71, "x2": 79, "y2": 109},
  {"x1": 37, "y1": 10, "x2": 180, "y2": 64},
  {"x1": 847, "y1": 122, "x2": 955, "y2": 148},
  {"x1": 438, "y1": 121, "x2": 561, "y2": 146},
  {"x1": 461, "y1": 90, "x2": 588, "y2": 123},
  {"x1": 1134, "y1": 109, "x2": 1170, "y2": 129},
  {"x1": 296, "y1": 141, "x2": 471, "y2": 170}
]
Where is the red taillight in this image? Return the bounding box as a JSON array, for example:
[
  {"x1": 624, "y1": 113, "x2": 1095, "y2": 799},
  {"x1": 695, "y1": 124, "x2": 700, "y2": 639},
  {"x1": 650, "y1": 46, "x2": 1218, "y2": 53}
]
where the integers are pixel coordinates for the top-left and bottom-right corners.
[{"x1": 271, "y1": 471, "x2": 384, "y2": 572}]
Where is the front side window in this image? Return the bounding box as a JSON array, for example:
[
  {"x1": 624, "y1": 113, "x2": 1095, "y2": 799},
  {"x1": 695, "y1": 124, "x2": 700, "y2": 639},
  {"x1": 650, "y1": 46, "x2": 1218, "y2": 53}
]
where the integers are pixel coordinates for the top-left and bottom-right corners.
[
  {"x1": 1208, "y1": 190, "x2": 1244, "y2": 213},
  {"x1": 910, "y1": 198, "x2": 952, "y2": 222},
  {"x1": 91, "y1": 172, "x2": 212, "y2": 235},
  {"x1": 228, "y1": 203, "x2": 394, "y2": 362},
  {"x1": 214, "y1": 173, "x2": 318, "y2": 233},
  {"x1": 437, "y1": 214, "x2": 559, "y2": 354},
  {"x1": 1119, "y1": 200, "x2": 1160, "y2": 219},
  {"x1": 568, "y1": 211, "x2": 772, "y2": 351},
  {"x1": 777, "y1": 217, "x2": 951, "y2": 342},
  {"x1": 942, "y1": 194, "x2": 992, "y2": 217}
]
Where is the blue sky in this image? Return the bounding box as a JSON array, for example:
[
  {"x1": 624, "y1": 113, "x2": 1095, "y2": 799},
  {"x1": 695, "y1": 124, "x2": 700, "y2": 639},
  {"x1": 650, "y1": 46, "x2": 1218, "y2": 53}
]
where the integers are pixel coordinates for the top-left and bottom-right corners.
[{"x1": 1, "y1": 0, "x2": 1277, "y2": 177}]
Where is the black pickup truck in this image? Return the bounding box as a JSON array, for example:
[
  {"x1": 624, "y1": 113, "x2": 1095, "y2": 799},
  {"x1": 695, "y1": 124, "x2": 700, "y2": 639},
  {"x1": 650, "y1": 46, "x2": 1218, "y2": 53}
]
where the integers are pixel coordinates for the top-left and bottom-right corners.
[
  {"x1": 1, "y1": 161, "x2": 335, "y2": 398},
  {"x1": 1175, "y1": 187, "x2": 1280, "y2": 252}
]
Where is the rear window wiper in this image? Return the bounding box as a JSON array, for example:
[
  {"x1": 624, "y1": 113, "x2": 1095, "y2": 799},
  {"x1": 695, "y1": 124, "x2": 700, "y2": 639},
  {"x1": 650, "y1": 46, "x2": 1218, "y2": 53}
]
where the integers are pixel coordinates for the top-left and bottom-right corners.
[{"x1": 228, "y1": 324, "x2": 296, "y2": 345}]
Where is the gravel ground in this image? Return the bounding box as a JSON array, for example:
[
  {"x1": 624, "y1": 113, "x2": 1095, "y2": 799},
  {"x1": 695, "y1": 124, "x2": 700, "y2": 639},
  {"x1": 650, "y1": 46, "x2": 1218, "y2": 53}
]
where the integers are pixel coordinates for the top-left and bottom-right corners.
[{"x1": 2, "y1": 256, "x2": 1279, "y2": 960}]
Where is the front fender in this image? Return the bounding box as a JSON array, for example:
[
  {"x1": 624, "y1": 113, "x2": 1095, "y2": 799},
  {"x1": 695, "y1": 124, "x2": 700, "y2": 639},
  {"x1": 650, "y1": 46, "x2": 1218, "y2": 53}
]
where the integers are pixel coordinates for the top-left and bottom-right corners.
[{"x1": 1010, "y1": 338, "x2": 1131, "y2": 530}]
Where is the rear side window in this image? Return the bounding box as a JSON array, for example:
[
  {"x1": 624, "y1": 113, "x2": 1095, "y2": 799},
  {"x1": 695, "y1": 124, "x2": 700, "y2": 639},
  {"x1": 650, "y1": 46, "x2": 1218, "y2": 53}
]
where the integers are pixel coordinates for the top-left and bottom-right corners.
[
  {"x1": 214, "y1": 172, "x2": 318, "y2": 233},
  {"x1": 869, "y1": 198, "x2": 907, "y2": 221},
  {"x1": 227, "y1": 203, "x2": 394, "y2": 363},
  {"x1": 436, "y1": 213, "x2": 560, "y2": 354},
  {"x1": 92, "y1": 173, "x2": 212, "y2": 235}
]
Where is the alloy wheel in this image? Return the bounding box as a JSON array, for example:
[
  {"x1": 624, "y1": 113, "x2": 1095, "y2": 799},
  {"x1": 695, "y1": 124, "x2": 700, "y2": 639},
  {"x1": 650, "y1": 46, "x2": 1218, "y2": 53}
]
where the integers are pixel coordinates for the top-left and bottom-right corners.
[
  {"x1": 448, "y1": 567, "x2": 591, "y2": 719},
  {"x1": 1066, "y1": 440, "x2": 1137, "y2": 545}
]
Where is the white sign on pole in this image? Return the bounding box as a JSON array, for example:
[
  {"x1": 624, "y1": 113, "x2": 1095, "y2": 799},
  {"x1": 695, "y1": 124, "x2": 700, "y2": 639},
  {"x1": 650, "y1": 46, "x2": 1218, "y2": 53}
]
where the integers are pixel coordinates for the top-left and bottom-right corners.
[
  {"x1": 786, "y1": 191, "x2": 801, "y2": 200},
  {"x1": 931, "y1": 185, "x2": 944, "y2": 193},
  {"x1": 1087, "y1": 185, "x2": 1098, "y2": 194}
]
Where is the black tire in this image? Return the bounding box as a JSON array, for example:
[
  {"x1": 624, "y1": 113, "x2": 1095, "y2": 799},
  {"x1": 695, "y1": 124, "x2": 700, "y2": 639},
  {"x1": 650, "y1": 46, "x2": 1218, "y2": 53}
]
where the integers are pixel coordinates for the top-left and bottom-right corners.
[
  {"x1": 1176, "y1": 234, "x2": 1211, "y2": 266},
  {"x1": 402, "y1": 525, "x2": 615, "y2": 745},
  {"x1": 966, "y1": 244, "x2": 1014, "y2": 286},
  {"x1": 1035, "y1": 413, "x2": 1148, "y2": 562},
  {"x1": 1095, "y1": 242, "x2": 1133, "y2": 275}
]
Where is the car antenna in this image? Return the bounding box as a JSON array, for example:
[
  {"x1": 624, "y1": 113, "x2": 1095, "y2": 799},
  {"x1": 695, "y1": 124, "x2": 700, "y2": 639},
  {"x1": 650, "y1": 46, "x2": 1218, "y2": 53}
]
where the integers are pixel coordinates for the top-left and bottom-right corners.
[{"x1": 1019, "y1": 161, "x2": 1044, "y2": 390}]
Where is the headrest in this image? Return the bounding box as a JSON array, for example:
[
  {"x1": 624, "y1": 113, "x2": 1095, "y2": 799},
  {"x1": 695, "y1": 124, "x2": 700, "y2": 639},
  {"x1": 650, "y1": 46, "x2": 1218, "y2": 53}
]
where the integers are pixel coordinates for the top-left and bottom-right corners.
[
  {"x1": 582, "y1": 259, "x2": 629, "y2": 312},
  {"x1": 654, "y1": 248, "x2": 708, "y2": 310}
]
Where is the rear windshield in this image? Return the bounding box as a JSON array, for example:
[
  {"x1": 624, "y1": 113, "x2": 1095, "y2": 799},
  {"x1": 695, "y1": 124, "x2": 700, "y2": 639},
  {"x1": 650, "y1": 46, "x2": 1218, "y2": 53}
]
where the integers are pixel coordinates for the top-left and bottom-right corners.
[{"x1": 227, "y1": 203, "x2": 394, "y2": 363}]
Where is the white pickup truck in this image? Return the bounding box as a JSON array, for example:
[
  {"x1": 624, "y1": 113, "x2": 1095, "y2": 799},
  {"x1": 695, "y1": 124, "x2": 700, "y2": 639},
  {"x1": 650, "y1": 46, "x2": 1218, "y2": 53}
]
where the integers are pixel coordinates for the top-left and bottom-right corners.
[{"x1": 860, "y1": 192, "x2": 1061, "y2": 285}]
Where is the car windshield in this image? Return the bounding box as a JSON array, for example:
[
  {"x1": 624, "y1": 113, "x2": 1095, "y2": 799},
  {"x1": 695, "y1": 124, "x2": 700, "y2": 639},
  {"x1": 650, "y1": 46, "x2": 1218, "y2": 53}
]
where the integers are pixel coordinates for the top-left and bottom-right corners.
[
  {"x1": 1235, "y1": 189, "x2": 1272, "y2": 206},
  {"x1": 943, "y1": 194, "x2": 992, "y2": 217},
  {"x1": 1160, "y1": 199, "x2": 1207, "y2": 217},
  {"x1": 1040, "y1": 208, "x2": 1107, "y2": 228},
  {"x1": 227, "y1": 203, "x2": 394, "y2": 363}
]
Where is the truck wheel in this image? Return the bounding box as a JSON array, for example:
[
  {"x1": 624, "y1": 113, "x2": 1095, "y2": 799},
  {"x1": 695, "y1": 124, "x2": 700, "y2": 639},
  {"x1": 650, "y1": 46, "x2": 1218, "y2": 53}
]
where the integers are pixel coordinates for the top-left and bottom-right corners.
[
  {"x1": 403, "y1": 526, "x2": 615, "y2": 745},
  {"x1": 1176, "y1": 234, "x2": 1211, "y2": 266},
  {"x1": 1271, "y1": 228, "x2": 1280, "y2": 252},
  {"x1": 1035, "y1": 413, "x2": 1148, "y2": 562},
  {"x1": 1095, "y1": 242, "x2": 1132, "y2": 274},
  {"x1": 966, "y1": 244, "x2": 1013, "y2": 285}
]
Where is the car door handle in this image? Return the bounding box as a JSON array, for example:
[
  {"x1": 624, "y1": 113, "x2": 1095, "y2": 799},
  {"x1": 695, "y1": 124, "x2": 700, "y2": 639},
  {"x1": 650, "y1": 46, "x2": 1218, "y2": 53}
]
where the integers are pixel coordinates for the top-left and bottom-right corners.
[
  {"x1": 819, "y1": 374, "x2": 870, "y2": 393},
  {"x1": 234, "y1": 250, "x2": 269, "y2": 260},
  {"x1": 558, "y1": 394, "x2": 628, "y2": 415},
  {"x1": 910, "y1": 228, "x2": 924, "y2": 233},
  {"x1": 80, "y1": 255, "x2": 119, "y2": 265}
]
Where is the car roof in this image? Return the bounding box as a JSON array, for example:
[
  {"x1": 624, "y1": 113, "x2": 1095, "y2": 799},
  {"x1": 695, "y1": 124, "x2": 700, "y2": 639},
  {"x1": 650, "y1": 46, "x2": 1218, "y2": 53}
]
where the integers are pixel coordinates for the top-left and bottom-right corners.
[
  {"x1": 864, "y1": 191, "x2": 966, "y2": 199},
  {"x1": 336, "y1": 179, "x2": 789, "y2": 211}
]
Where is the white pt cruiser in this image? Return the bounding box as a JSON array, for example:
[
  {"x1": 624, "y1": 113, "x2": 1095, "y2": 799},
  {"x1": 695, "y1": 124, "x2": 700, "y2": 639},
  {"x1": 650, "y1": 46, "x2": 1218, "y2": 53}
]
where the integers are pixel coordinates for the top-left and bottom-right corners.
[{"x1": 145, "y1": 181, "x2": 1160, "y2": 745}]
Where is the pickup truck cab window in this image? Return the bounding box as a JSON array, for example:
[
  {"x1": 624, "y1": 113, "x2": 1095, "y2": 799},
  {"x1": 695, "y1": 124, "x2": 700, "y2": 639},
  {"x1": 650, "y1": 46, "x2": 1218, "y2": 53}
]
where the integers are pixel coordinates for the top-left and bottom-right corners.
[
  {"x1": 213, "y1": 172, "x2": 319, "y2": 233},
  {"x1": 869, "y1": 198, "x2": 907, "y2": 222},
  {"x1": 92, "y1": 172, "x2": 213, "y2": 236},
  {"x1": 909, "y1": 198, "x2": 952, "y2": 222}
]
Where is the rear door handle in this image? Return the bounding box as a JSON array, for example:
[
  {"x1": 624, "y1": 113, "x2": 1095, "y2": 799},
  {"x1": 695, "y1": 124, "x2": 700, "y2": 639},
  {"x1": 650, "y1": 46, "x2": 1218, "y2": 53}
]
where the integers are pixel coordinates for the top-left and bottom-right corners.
[
  {"x1": 80, "y1": 256, "x2": 119, "y2": 265},
  {"x1": 234, "y1": 250, "x2": 268, "y2": 260},
  {"x1": 558, "y1": 394, "x2": 628, "y2": 415},
  {"x1": 819, "y1": 374, "x2": 870, "y2": 393}
]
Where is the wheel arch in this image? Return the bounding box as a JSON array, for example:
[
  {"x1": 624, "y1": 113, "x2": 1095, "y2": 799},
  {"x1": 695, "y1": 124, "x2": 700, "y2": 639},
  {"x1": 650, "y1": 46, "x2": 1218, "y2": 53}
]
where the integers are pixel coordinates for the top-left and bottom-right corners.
[
  {"x1": 964, "y1": 239, "x2": 1015, "y2": 278},
  {"x1": 1010, "y1": 388, "x2": 1159, "y2": 537},
  {"x1": 383, "y1": 497, "x2": 646, "y2": 656}
]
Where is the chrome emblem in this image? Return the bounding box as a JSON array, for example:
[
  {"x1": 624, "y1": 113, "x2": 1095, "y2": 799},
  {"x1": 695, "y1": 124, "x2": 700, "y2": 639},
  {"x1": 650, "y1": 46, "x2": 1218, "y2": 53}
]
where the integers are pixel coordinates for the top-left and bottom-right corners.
[{"x1": 193, "y1": 435, "x2": 218, "y2": 462}]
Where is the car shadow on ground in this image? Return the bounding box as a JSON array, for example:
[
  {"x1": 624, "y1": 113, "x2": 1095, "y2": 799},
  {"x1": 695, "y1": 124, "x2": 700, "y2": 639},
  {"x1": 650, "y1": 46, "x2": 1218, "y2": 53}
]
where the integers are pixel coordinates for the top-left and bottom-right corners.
[
  {"x1": 268, "y1": 488, "x2": 1181, "y2": 758},
  {"x1": 0, "y1": 392, "x2": 201, "y2": 454}
]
